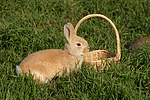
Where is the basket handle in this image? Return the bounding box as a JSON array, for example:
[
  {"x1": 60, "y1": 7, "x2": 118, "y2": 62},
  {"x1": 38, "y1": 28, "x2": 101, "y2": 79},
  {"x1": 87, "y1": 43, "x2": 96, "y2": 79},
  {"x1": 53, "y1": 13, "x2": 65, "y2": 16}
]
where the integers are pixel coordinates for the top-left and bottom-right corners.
[{"x1": 75, "y1": 14, "x2": 121, "y2": 61}]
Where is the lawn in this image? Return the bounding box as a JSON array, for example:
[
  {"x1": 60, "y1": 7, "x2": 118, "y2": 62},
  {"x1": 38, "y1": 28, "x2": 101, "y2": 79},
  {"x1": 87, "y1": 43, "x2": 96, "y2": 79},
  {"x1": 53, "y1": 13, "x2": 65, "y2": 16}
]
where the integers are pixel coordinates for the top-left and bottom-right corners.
[{"x1": 0, "y1": 0, "x2": 150, "y2": 99}]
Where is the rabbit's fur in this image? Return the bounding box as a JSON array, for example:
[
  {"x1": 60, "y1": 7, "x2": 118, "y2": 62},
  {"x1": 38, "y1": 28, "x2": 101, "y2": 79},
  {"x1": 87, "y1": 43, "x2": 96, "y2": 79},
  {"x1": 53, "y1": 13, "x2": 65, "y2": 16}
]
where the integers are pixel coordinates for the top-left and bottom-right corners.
[
  {"x1": 16, "y1": 23, "x2": 89, "y2": 83},
  {"x1": 128, "y1": 38, "x2": 150, "y2": 49}
]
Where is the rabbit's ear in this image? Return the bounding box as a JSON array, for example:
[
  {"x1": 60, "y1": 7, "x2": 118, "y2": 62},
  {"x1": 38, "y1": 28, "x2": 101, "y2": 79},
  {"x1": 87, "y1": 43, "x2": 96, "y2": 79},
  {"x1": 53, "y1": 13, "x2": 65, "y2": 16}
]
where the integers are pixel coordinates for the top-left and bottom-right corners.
[{"x1": 64, "y1": 23, "x2": 75, "y2": 42}]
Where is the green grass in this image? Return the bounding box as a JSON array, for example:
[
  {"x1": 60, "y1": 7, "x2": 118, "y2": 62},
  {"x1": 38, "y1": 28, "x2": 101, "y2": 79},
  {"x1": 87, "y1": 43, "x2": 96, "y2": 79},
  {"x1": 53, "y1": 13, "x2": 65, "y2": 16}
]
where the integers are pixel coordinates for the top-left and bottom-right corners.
[{"x1": 1, "y1": 0, "x2": 150, "y2": 99}]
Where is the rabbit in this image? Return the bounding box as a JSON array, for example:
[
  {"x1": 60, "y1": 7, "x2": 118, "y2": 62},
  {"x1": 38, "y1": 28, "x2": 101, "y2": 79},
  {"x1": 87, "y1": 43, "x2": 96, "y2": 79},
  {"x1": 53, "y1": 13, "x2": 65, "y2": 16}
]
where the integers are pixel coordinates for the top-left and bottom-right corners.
[
  {"x1": 16, "y1": 23, "x2": 89, "y2": 83},
  {"x1": 128, "y1": 37, "x2": 150, "y2": 49}
]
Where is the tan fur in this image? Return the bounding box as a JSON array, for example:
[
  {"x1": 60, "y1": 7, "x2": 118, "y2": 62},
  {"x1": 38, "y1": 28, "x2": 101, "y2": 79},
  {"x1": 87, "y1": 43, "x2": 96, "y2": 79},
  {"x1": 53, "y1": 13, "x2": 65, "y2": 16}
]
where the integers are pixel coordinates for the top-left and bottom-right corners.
[{"x1": 16, "y1": 23, "x2": 89, "y2": 83}]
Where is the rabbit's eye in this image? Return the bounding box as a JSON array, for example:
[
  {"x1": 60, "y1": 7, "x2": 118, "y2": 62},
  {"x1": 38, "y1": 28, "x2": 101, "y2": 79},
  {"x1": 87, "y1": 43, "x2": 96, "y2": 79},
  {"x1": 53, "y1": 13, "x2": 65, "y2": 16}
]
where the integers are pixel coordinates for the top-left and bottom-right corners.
[{"x1": 76, "y1": 43, "x2": 81, "y2": 46}]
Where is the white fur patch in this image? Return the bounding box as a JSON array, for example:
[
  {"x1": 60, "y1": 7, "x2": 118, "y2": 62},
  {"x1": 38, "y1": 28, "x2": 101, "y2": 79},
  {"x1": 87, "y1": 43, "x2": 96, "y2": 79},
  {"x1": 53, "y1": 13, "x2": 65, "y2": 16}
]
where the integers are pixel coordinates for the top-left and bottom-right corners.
[
  {"x1": 16, "y1": 65, "x2": 21, "y2": 76},
  {"x1": 45, "y1": 79, "x2": 49, "y2": 83}
]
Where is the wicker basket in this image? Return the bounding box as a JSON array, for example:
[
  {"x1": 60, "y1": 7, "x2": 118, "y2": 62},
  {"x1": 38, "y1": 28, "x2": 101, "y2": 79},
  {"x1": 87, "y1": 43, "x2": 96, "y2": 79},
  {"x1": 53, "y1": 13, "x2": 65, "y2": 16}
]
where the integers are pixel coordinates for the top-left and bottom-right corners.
[{"x1": 75, "y1": 14, "x2": 121, "y2": 69}]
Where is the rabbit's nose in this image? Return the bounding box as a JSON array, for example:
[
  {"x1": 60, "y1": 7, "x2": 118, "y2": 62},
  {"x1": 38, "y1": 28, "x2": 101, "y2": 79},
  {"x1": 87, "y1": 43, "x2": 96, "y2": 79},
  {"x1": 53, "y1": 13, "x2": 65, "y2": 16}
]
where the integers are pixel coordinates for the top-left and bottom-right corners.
[
  {"x1": 87, "y1": 47, "x2": 90, "y2": 51},
  {"x1": 83, "y1": 47, "x2": 89, "y2": 53}
]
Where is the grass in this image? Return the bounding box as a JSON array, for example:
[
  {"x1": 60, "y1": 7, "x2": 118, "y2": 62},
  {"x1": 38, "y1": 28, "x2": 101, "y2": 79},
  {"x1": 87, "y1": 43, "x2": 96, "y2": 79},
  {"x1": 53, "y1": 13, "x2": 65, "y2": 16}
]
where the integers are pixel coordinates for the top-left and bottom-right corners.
[{"x1": 1, "y1": 0, "x2": 150, "y2": 99}]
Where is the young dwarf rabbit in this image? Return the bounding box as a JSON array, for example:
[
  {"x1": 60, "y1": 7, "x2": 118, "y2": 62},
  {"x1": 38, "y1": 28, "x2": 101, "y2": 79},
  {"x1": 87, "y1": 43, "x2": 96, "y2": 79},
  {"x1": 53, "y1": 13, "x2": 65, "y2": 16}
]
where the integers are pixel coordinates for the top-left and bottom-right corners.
[
  {"x1": 128, "y1": 37, "x2": 150, "y2": 49},
  {"x1": 16, "y1": 23, "x2": 89, "y2": 83}
]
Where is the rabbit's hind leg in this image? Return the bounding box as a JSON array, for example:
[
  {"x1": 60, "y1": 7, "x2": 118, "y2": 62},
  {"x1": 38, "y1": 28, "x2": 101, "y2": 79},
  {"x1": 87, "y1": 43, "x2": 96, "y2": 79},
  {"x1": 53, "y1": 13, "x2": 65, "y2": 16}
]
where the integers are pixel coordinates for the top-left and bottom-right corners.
[{"x1": 31, "y1": 71, "x2": 48, "y2": 83}]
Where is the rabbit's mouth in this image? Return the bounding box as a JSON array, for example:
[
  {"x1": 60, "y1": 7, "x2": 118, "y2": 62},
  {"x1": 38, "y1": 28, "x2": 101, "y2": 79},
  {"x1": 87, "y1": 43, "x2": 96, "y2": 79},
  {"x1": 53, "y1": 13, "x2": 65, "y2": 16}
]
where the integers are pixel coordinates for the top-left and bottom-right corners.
[
  {"x1": 81, "y1": 49, "x2": 89, "y2": 56},
  {"x1": 83, "y1": 47, "x2": 89, "y2": 54},
  {"x1": 67, "y1": 46, "x2": 89, "y2": 56}
]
